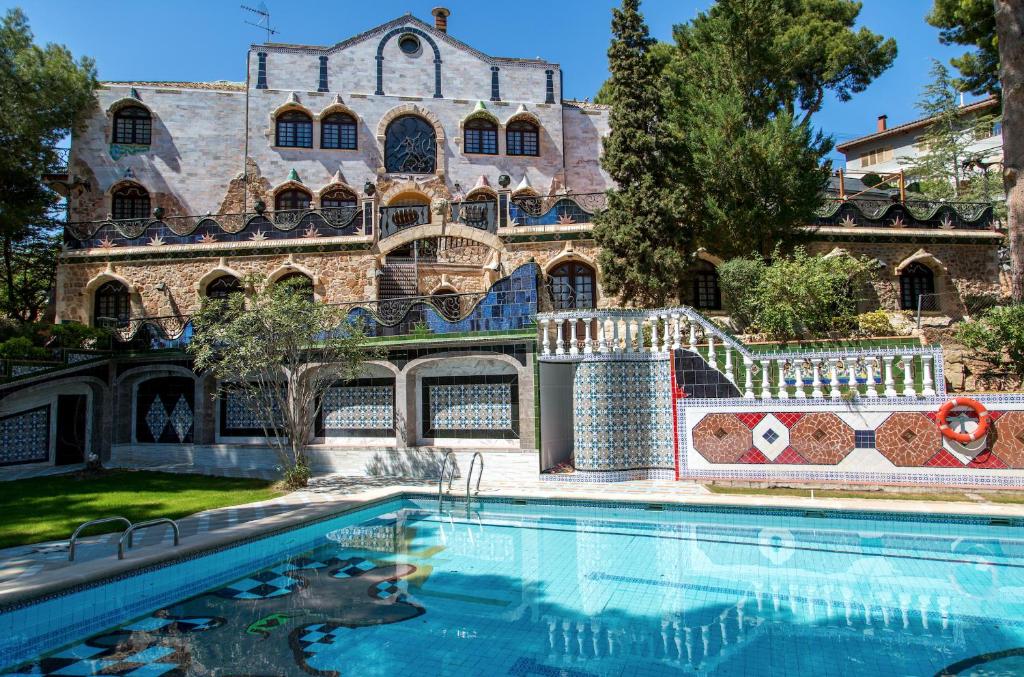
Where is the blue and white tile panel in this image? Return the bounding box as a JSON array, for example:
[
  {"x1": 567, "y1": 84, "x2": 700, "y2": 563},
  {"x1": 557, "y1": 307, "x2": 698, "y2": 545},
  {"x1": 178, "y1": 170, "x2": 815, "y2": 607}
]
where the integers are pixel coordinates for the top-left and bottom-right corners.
[{"x1": 0, "y1": 406, "x2": 49, "y2": 466}]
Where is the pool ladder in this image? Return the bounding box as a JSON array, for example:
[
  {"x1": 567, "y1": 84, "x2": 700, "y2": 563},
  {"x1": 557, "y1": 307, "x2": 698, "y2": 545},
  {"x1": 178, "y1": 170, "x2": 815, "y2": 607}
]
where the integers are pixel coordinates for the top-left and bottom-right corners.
[
  {"x1": 68, "y1": 516, "x2": 181, "y2": 562},
  {"x1": 437, "y1": 451, "x2": 484, "y2": 507}
]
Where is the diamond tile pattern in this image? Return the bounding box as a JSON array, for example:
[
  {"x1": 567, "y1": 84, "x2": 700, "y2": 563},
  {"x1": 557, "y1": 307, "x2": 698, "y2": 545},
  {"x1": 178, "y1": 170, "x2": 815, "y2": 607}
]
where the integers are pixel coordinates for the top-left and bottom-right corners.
[
  {"x1": 751, "y1": 415, "x2": 790, "y2": 461},
  {"x1": 876, "y1": 412, "x2": 942, "y2": 466},
  {"x1": 145, "y1": 396, "x2": 169, "y2": 442}
]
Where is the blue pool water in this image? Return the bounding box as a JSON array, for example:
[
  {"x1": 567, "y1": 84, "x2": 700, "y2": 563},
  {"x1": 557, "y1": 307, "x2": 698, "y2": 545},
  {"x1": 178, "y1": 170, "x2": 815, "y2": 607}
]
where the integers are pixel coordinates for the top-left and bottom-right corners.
[{"x1": 3, "y1": 497, "x2": 1024, "y2": 676}]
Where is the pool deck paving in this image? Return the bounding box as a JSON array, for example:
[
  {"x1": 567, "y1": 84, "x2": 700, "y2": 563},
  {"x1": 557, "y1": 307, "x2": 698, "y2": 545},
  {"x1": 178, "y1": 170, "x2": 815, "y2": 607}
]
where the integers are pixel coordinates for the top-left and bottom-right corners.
[{"x1": 2, "y1": 471, "x2": 1024, "y2": 608}]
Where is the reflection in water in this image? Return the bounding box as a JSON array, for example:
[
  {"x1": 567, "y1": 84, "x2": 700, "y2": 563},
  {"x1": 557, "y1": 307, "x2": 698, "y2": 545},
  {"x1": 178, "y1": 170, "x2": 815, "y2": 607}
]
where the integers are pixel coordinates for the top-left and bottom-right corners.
[{"x1": 6, "y1": 503, "x2": 1024, "y2": 676}]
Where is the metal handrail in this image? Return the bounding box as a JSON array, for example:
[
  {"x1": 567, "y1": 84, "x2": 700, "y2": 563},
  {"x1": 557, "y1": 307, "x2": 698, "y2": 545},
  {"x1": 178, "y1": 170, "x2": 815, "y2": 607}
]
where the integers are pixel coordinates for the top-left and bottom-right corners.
[
  {"x1": 466, "y1": 452, "x2": 483, "y2": 499},
  {"x1": 118, "y1": 518, "x2": 180, "y2": 560},
  {"x1": 69, "y1": 516, "x2": 133, "y2": 561},
  {"x1": 437, "y1": 451, "x2": 457, "y2": 506}
]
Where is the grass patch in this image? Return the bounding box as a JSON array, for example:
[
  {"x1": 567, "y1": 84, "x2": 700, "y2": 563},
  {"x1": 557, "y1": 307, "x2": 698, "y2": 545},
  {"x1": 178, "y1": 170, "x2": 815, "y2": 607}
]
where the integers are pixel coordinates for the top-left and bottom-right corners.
[
  {"x1": 0, "y1": 470, "x2": 282, "y2": 549},
  {"x1": 705, "y1": 485, "x2": 973, "y2": 502}
]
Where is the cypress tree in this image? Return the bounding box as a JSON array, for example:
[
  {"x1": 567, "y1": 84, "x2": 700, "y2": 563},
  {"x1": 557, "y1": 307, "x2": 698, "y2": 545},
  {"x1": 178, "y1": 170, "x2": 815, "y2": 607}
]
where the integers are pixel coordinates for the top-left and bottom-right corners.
[{"x1": 593, "y1": 0, "x2": 694, "y2": 306}]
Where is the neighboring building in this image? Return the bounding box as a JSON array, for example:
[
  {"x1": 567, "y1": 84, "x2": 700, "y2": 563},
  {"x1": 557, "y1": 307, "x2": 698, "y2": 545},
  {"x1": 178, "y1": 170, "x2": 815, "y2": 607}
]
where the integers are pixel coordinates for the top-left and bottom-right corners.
[
  {"x1": 0, "y1": 10, "x2": 1005, "y2": 472},
  {"x1": 837, "y1": 96, "x2": 1002, "y2": 175}
]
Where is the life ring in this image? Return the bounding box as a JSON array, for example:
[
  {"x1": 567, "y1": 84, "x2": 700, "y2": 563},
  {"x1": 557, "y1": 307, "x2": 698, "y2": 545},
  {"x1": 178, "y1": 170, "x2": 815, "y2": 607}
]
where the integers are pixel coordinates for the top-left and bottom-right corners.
[{"x1": 936, "y1": 397, "x2": 991, "y2": 444}]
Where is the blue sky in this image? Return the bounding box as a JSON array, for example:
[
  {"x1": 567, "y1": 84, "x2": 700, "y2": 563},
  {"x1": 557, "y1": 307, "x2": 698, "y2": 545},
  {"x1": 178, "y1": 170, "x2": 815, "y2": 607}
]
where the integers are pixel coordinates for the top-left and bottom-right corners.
[{"x1": 5, "y1": 0, "x2": 975, "y2": 162}]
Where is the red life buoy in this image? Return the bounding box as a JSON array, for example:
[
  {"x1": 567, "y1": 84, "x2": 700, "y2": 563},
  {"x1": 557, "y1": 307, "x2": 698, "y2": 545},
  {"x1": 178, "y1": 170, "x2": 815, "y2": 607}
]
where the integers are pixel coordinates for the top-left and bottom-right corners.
[{"x1": 936, "y1": 397, "x2": 991, "y2": 444}]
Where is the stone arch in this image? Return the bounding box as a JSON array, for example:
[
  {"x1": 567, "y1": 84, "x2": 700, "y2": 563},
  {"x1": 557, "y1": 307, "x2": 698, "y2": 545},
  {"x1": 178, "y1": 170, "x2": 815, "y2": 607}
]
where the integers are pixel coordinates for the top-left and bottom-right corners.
[
  {"x1": 895, "y1": 249, "x2": 948, "y2": 275},
  {"x1": 0, "y1": 375, "x2": 109, "y2": 463},
  {"x1": 195, "y1": 265, "x2": 245, "y2": 296},
  {"x1": 376, "y1": 104, "x2": 446, "y2": 176},
  {"x1": 106, "y1": 96, "x2": 151, "y2": 118},
  {"x1": 371, "y1": 222, "x2": 506, "y2": 257},
  {"x1": 694, "y1": 248, "x2": 724, "y2": 267},
  {"x1": 315, "y1": 100, "x2": 360, "y2": 122},
  {"x1": 271, "y1": 180, "x2": 313, "y2": 209},
  {"x1": 377, "y1": 177, "x2": 449, "y2": 205},
  {"x1": 115, "y1": 365, "x2": 199, "y2": 446},
  {"x1": 318, "y1": 181, "x2": 359, "y2": 199},
  {"x1": 375, "y1": 26, "x2": 443, "y2": 98},
  {"x1": 269, "y1": 96, "x2": 315, "y2": 124},
  {"x1": 85, "y1": 268, "x2": 138, "y2": 297},
  {"x1": 458, "y1": 106, "x2": 502, "y2": 149},
  {"x1": 267, "y1": 261, "x2": 319, "y2": 287},
  {"x1": 504, "y1": 109, "x2": 542, "y2": 128},
  {"x1": 543, "y1": 247, "x2": 600, "y2": 278}
]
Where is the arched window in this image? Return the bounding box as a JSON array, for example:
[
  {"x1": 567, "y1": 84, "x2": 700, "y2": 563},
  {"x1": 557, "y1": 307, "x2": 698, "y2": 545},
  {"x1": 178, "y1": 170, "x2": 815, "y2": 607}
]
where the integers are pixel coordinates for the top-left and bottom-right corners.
[
  {"x1": 549, "y1": 261, "x2": 596, "y2": 310},
  {"x1": 384, "y1": 115, "x2": 436, "y2": 173},
  {"x1": 321, "y1": 112, "x2": 357, "y2": 150},
  {"x1": 464, "y1": 117, "x2": 497, "y2": 155},
  {"x1": 275, "y1": 272, "x2": 314, "y2": 303},
  {"x1": 205, "y1": 275, "x2": 243, "y2": 300},
  {"x1": 507, "y1": 120, "x2": 539, "y2": 157},
  {"x1": 274, "y1": 188, "x2": 312, "y2": 212},
  {"x1": 431, "y1": 288, "x2": 461, "y2": 321},
  {"x1": 112, "y1": 105, "x2": 151, "y2": 145},
  {"x1": 275, "y1": 110, "x2": 313, "y2": 148},
  {"x1": 321, "y1": 188, "x2": 357, "y2": 208},
  {"x1": 93, "y1": 280, "x2": 130, "y2": 326},
  {"x1": 111, "y1": 184, "x2": 150, "y2": 220},
  {"x1": 899, "y1": 262, "x2": 935, "y2": 311},
  {"x1": 692, "y1": 260, "x2": 722, "y2": 311}
]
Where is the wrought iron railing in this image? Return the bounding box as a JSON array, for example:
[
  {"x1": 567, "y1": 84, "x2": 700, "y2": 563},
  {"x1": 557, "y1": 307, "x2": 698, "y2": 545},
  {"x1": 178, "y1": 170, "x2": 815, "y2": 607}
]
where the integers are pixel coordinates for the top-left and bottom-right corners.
[
  {"x1": 508, "y1": 192, "x2": 607, "y2": 227},
  {"x1": 816, "y1": 196, "x2": 995, "y2": 230},
  {"x1": 379, "y1": 204, "x2": 432, "y2": 238},
  {"x1": 64, "y1": 206, "x2": 365, "y2": 249},
  {"x1": 449, "y1": 199, "x2": 498, "y2": 232}
]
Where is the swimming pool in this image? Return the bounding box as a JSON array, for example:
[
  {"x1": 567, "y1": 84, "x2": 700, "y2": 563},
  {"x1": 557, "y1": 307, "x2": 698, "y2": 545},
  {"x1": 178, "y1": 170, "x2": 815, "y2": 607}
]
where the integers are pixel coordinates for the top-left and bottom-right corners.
[{"x1": 2, "y1": 496, "x2": 1023, "y2": 676}]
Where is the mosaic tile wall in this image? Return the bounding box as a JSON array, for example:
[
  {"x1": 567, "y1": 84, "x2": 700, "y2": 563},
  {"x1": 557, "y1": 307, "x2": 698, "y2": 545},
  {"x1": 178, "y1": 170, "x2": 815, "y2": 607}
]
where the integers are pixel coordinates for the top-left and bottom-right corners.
[
  {"x1": 220, "y1": 390, "x2": 282, "y2": 437},
  {"x1": 421, "y1": 375, "x2": 519, "y2": 439},
  {"x1": 679, "y1": 396, "x2": 1024, "y2": 488},
  {"x1": 318, "y1": 379, "x2": 395, "y2": 438},
  {"x1": 573, "y1": 359, "x2": 674, "y2": 472},
  {"x1": 135, "y1": 377, "x2": 194, "y2": 444},
  {"x1": 0, "y1": 405, "x2": 50, "y2": 466}
]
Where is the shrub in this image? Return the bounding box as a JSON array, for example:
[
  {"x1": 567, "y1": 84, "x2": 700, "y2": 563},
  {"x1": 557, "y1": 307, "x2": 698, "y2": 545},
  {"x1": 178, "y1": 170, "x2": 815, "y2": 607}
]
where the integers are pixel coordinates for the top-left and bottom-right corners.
[
  {"x1": 855, "y1": 310, "x2": 895, "y2": 337},
  {"x1": 0, "y1": 336, "x2": 47, "y2": 360},
  {"x1": 718, "y1": 247, "x2": 874, "y2": 341},
  {"x1": 954, "y1": 304, "x2": 1024, "y2": 383}
]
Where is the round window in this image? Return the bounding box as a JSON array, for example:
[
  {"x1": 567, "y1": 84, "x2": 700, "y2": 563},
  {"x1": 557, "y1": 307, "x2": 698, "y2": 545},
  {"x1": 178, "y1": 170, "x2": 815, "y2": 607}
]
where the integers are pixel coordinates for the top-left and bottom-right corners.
[{"x1": 398, "y1": 34, "x2": 421, "y2": 56}]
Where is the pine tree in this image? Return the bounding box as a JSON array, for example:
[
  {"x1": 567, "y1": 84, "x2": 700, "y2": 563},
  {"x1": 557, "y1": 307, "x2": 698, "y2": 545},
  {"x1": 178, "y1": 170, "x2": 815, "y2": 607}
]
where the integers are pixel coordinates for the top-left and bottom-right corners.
[
  {"x1": 593, "y1": 0, "x2": 694, "y2": 306},
  {"x1": 904, "y1": 61, "x2": 1001, "y2": 203}
]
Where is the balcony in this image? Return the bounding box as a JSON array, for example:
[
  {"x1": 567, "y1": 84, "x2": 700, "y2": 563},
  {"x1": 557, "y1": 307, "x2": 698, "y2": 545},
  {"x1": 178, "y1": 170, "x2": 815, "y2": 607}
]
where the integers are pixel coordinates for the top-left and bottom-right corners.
[{"x1": 107, "y1": 262, "x2": 541, "y2": 350}]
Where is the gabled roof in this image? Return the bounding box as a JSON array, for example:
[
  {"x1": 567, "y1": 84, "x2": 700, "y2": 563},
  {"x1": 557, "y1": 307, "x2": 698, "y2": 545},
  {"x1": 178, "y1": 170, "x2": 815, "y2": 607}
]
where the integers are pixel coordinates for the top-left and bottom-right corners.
[
  {"x1": 836, "y1": 96, "x2": 999, "y2": 153},
  {"x1": 255, "y1": 13, "x2": 558, "y2": 69}
]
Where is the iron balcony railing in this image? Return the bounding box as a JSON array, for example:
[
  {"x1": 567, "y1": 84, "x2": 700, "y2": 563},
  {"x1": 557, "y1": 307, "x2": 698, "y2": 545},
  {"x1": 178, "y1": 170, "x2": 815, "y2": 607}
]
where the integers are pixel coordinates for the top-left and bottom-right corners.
[{"x1": 378, "y1": 204, "x2": 432, "y2": 238}]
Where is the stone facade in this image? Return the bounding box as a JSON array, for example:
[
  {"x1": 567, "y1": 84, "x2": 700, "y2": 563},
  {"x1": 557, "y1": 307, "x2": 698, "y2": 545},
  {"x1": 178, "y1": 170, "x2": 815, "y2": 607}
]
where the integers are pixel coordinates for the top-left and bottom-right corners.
[{"x1": 56, "y1": 10, "x2": 1002, "y2": 329}]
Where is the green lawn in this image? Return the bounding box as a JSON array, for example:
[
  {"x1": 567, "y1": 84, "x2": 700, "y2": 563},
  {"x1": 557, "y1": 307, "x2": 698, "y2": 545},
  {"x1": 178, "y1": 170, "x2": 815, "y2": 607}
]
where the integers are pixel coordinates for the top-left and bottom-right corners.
[
  {"x1": 0, "y1": 470, "x2": 282, "y2": 549},
  {"x1": 705, "y1": 484, "x2": 1024, "y2": 504}
]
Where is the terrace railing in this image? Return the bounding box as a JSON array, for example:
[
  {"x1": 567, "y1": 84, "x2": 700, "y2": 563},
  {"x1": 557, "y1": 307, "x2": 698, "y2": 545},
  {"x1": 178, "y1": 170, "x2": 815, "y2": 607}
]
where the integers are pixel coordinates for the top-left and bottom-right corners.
[{"x1": 537, "y1": 307, "x2": 942, "y2": 400}]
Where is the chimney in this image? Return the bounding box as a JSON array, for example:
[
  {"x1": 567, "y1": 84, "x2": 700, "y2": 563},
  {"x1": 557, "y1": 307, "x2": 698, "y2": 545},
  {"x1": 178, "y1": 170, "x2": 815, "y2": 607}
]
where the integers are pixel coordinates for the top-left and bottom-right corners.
[
  {"x1": 432, "y1": 7, "x2": 450, "y2": 33},
  {"x1": 877, "y1": 114, "x2": 887, "y2": 132}
]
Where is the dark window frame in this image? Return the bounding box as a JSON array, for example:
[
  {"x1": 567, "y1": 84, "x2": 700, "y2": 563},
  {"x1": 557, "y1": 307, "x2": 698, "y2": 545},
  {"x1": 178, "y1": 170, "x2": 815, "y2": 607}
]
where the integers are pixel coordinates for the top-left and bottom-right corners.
[
  {"x1": 93, "y1": 280, "x2": 130, "y2": 326},
  {"x1": 112, "y1": 105, "x2": 152, "y2": 145},
  {"x1": 321, "y1": 112, "x2": 357, "y2": 150},
  {"x1": 205, "y1": 275, "x2": 243, "y2": 300},
  {"x1": 111, "y1": 184, "x2": 151, "y2": 220},
  {"x1": 549, "y1": 261, "x2": 596, "y2": 310},
  {"x1": 384, "y1": 115, "x2": 437, "y2": 174},
  {"x1": 507, "y1": 120, "x2": 539, "y2": 156},
  {"x1": 321, "y1": 188, "x2": 357, "y2": 209},
  {"x1": 464, "y1": 117, "x2": 498, "y2": 155},
  {"x1": 274, "y1": 188, "x2": 312, "y2": 212},
  {"x1": 899, "y1": 262, "x2": 936, "y2": 311},
  {"x1": 692, "y1": 261, "x2": 722, "y2": 311},
  {"x1": 275, "y1": 272, "x2": 315, "y2": 303},
  {"x1": 275, "y1": 110, "x2": 313, "y2": 148}
]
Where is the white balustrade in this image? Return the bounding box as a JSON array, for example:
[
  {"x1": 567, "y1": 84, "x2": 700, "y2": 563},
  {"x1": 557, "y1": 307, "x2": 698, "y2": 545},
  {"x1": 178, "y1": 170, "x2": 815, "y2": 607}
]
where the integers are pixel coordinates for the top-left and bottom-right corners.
[
  {"x1": 883, "y1": 356, "x2": 897, "y2": 397},
  {"x1": 760, "y1": 359, "x2": 772, "y2": 399},
  {"x1": 671, "y1": 313, "x2": 682, "y2": 350},
  {"x1": 865, "y1": 359, "x2": 878, "y2": 398},
  {"x1": 582, "y1": 318, "x2": 593, "y2": 354},
  {"x1": 902, "y1": 354, "x2": 915, "y2": 397},
  {"x1": 794, "y1": 362, "x2": 806, "y2": 398},
  {"x1": 724, "y1": 348, "x2": 734, "y2": 384},
  {"x1": 597, "y1": 318, "x2": 608, "y2": 354},
  {"x1": 921, "y1": 354, "x2": 935, "y2": 397},
  {"x1": 778, "y1": 362, "x2": 789, "y2": 399},
  {"x1": 568, "y1": 320, "x2": 579, "y2": 356},
  {"x1": 828, "y1": 358, "x2": 841, "y2": 400},
  {"x1": 689, "y1": 322, "x2": 698, "y2": 352},
  {"x1": 707, "y1": 336, "x2": 717, "y2": 370},
  {"x1": 811, "y1": 359, "x2": 823, "y2": 398},
  {"x1": 541, "y1": 318, "x2": 551, "y2": 356},
  {"x1": 555, "y1": 319, "x2": 565, "y2": 356},
  {"x1": 743, "y1": 356, "x2": 754, "y2": 398},
  {"x1": 662, "y1": 314, "x2": 672, "y2": 354}
]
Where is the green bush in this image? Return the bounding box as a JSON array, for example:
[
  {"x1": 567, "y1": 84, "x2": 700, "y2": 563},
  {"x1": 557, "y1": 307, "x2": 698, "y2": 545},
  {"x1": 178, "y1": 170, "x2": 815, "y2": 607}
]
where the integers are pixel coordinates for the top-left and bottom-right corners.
[
  {"x1": 855, "y1": 310, "x2": 896, "y2": 337},
  {"x1": 954, "y1": 304, "x2": 1024, "y2": 382},
  {"x1": 47, "y1": 322, "x2": 111, "y2": 350},
  {"x1": 718, "y1": 247, "x2": 874, "y2": 341},
  {"x1": 0, "y1": 336, "x2": 47, "y2": 360}
]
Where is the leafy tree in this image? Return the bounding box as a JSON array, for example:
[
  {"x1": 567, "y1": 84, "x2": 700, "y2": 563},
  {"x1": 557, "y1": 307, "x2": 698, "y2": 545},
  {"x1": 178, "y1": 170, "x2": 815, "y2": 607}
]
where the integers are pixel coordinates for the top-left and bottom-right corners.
[
  {"x1": 718, "y1": 247, "x2": 875, "y2": 340},
  {"x1": 928, "y1": 0, "x2": 999, "y2": 95},
  {"x1": 903, "y1": 60, "x2": 1001, "y2": 202},
  {"x1": 0, "y1": 9, "x2": 96, "y2": 321},
  {"x1": 668, "y1": 0, "x2": 895, "y2": 259},
  {"x1": 929, "y1": 1, "x2": 1023, "y2": 301},
  {"x1": 188, "y1": 276, "x2": 377, "y2": 488},
  {"x1": 954, "y1": 304, "x2": 1024, "y2": 387},
  {"x1": 1, "y1": 229, "x2": 60, "y2": 322},
  {"x1": 593, "y1": 0, "x2": 694, "y2": 305}
]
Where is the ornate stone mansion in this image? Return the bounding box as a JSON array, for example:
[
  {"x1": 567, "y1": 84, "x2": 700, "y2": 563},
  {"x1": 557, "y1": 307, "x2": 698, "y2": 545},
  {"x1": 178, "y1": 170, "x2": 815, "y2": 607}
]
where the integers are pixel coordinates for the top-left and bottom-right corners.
[{"x1": 0, "y1": 9, "x2": 1007, "y2": 476}]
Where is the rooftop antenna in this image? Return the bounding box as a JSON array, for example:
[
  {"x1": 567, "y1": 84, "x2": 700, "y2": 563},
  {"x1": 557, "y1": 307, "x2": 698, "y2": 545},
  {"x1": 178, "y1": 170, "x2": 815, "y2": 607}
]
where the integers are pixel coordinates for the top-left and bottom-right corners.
[{"x1": 241, "y1": 2, "x2": 278, "y2": 42}]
